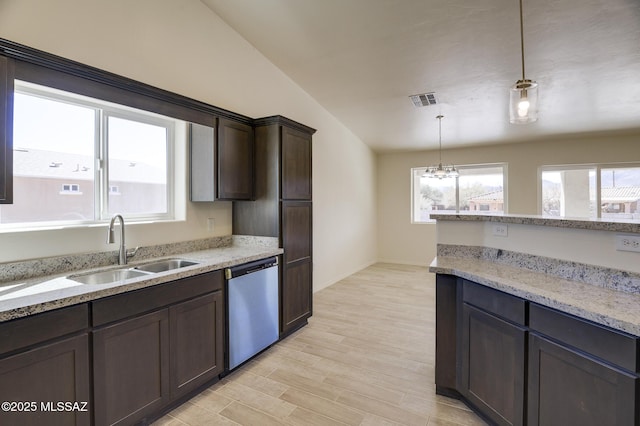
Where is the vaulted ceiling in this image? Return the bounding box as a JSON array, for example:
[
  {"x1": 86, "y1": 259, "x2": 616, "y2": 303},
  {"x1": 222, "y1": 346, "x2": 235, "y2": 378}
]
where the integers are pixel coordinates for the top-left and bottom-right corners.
[{"x1": 202, "y1": 0, "x2": 640, "y2": 152}]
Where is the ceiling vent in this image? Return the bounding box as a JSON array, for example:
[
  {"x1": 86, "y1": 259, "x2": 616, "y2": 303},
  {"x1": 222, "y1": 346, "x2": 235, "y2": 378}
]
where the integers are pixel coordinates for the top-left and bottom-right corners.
[{"x1": 409, "y1": 92, "x2": 438, "y2": 107}]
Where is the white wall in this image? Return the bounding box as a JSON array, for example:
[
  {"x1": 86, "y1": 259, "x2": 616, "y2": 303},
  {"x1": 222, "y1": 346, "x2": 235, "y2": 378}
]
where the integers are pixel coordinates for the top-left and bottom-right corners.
[
  {"x1": 436, "y1": 219, "x2": 640, "y2": 274},
  {"x1": 377, "y1": 131, "x2": 640, "y2": 266},
  {"x1": 0, "y1": 0, "x2": 377, "y2": 291}
]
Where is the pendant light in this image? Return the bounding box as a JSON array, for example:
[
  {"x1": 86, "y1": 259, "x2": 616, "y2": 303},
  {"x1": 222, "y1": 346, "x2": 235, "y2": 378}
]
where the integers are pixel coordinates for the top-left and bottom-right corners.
[
  {"x1": 423, "y1": 115, "x2": 458, "y2": 179},
  {"x1": 509, "y1": 0, "x2": 538, "y2": 124}
]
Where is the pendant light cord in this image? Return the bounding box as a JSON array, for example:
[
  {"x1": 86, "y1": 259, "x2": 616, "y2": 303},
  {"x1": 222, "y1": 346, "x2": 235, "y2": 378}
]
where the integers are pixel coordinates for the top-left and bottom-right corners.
[
  {"x1": 437, "y1": 115, "x2": 443, "y2": 163},
  {"x1": 519, "y1": 0, "x2": 526, "y2": 80}
]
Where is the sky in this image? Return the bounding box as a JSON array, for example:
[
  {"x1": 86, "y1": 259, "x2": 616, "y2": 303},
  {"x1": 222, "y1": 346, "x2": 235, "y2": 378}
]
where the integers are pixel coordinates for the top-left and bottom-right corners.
[{"x1": 13, "y1": 89, "x2": 169, "y2": 170}]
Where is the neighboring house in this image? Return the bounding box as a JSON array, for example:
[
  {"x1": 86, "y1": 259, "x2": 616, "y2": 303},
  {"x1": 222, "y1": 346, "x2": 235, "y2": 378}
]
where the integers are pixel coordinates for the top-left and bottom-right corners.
[
  {"x1": 467, "y1": 190, "x2": 504, "y2": 212},
  {"x1": 1, "y1": 149, "x2": 167, "y2": 223},
  {"x1": 601, "y1": 186, "x2": 640, "y2": 215}
]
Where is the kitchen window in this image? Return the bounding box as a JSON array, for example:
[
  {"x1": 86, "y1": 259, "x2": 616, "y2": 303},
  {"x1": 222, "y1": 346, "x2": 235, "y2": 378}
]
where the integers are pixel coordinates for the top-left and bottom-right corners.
[
  {"x1": 0, "y1": 81, "x2": 179, "y2": 227},
  {"x1": 540, "y1": 163, "x2": 640, "y2": 220},
  {"x1": 411, "y1": 163, "x2": 507, "y2": 223}
]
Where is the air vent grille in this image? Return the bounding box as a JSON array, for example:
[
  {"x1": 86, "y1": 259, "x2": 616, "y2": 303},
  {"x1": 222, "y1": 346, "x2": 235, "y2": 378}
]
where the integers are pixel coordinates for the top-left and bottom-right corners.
[{"x1": 409, "y1": 92, "x2": 437, "y2": 107}]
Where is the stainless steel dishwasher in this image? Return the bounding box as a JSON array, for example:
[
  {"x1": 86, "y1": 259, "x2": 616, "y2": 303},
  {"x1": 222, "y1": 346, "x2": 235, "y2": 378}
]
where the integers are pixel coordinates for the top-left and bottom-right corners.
[{"x1": 225, "y1": 256, "x2": 279, "y2": 370}]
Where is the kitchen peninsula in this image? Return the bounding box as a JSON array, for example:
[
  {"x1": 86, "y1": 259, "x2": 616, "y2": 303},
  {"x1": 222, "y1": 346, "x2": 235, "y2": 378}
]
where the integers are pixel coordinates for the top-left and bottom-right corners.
[{"x1": 430, "y1": 213, "x2": 640, "y2": 426}]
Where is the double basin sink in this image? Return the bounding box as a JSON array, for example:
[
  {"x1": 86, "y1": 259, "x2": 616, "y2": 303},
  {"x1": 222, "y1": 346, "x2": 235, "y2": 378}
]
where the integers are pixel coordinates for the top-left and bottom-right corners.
[{"x1": 68, "y1": 259, "x2": 199, "y2": 285}]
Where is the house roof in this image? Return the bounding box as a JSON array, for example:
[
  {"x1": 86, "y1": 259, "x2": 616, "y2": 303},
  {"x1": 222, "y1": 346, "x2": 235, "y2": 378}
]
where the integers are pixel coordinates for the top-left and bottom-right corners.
[
  {"x1": 467, "y1": 190, "x2": 504, "y2": 203},
  {"x1": 602, "y1": 187, "x2": 640, "y2": 202},
  {"x1": 13, "y1": 148, "x2": 166, "y2": 184}
]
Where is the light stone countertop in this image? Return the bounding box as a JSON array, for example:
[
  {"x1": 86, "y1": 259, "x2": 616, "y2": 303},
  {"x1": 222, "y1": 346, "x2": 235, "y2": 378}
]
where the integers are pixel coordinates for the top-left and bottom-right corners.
[
  {"x1": 430, "y1": 255, "x2": 640, "y2": 337},
  {"x1": 430, "y1": 213, "x2": 640, "y2": 234},
  {"x1": 0, "y1": 242, "x2": 283, "y2": 323}
]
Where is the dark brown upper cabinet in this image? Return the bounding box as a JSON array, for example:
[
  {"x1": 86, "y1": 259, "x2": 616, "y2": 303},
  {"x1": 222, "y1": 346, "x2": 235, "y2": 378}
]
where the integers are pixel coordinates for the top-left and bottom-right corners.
[
  {"x1": 281, "y1": 126, "x2": 312, "y2": 201},
  {"x1": 190, "y1": 119, "x2": 254, "y2": 202},
  {"x1": 0, "y1": 55, "x2": 13, "y2": 204},
  {"x1": 217, "y1": 118, "x2": 254, "y2": 200}
]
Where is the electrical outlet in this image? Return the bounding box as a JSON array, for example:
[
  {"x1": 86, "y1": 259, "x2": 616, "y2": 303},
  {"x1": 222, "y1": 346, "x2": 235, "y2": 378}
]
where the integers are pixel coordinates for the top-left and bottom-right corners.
[
  {"x1": 615, "y1": 234, "x2": 640, "y2": 253},
  {"x1": 492, "y1": 224, "x2": 508, "y2": 237},
  {"x1": 207, "y1": 218, "x2": 215, "y2": 232}
]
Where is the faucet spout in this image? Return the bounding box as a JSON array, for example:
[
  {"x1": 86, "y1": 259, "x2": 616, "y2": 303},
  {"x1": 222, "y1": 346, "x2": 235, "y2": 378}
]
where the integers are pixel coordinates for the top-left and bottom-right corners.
[{"x1": 107, "y1": 214, "x2": 127, "y2": 265}]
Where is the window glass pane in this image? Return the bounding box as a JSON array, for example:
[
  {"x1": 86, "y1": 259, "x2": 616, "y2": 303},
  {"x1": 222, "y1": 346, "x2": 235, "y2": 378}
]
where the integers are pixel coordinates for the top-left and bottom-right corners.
[
  {"x1": 412, "y1": 165, "x2": 505, "y2": 222},
  {"x1": 418, "y1": 172, "x2": 457, "y2": 220},
  {"x1": 541, "y1": 168, "x2": 596, "y2": 218},
  {"x1": 107, "y1": 116, "x2": 168, "y2": 216},
  {"x1": 0, "y1": 92, "x2": 96, "y2": 224},
  {"x1": 600, "y1": 166, "x2": 640, "y2": 220},
  {"x1": 459, "y1": 167, "x2": 504, "y2": 213}
]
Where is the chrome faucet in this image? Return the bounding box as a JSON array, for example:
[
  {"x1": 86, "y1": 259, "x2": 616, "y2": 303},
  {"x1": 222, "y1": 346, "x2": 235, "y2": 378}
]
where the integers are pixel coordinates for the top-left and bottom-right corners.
[{"x1": 107, "y1": 214, "x2": 130, "y2": 265}]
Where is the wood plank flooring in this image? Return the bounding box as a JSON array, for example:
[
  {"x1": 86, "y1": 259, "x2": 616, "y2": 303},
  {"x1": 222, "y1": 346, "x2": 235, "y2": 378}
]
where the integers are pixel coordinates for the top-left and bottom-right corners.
[{"x1": 153, "y1": 263, "x2": 487, "y2": 426}]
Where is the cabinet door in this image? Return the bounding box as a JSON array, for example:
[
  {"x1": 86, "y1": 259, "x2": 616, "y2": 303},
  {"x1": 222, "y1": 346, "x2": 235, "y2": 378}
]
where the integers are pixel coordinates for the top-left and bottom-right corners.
[
  {"x1": 93, "y1": 309, "x2": 169, "y2": 426},
  {"x1": 0, "y1": 55, "x2": 14, "y2": 204},
  {"x1": 281, "y1": 126, "x2": 312, "y2": 200},
  {"x1": 282, "y1": 201, "x2": 312, "y2": 264},
  {"x1": 528, "y1": 333, "x2": 637, "y2": 426},
  {"x1": 169, "y1": 292, "x2": 224, "y2": 399},
  {"x1": 190, "y1": 122, "x2": 216, "y2": 202},
  {"x1": 460, "y1": 303, "x2": 526, "y2": 426},
  {"x1": 281, "y1": 259, "x2": 312, "y2": 334},
  {"x1": 0, "y1": 334, "x2": 90, "y2": 426},
  {"x1": 218, "y1": 118, "x2": 254, "y2": 200}
]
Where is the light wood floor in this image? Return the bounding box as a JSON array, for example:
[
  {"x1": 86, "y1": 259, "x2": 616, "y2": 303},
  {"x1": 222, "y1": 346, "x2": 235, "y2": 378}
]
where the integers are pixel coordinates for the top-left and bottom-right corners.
[{"x1": 153, "y1": 263, "x2": 487, "y2": 426}]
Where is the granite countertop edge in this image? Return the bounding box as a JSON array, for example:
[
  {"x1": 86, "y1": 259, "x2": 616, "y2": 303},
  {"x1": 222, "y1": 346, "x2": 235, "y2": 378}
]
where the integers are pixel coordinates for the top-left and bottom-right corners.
[
  {"x1": 0, "y1": 245, "x2": 283, "y2": 323},
  {"x1": 429, "y1": 213, "x2": 640, "y2": 234},
  {"x1": 430, "y1": 256, "x2": 640, "y2": 337}
]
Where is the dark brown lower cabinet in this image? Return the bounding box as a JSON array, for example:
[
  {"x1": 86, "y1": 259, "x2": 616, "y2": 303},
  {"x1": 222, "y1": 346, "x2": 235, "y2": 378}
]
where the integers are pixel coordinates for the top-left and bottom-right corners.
[
  {"x1": 436, "y1": 274, "x2": 640, "y2": 426},
  {"x1": 280, "y1": 200, "x2": 312, "y2": 336},
  {"x1": 0, "y1": 334, "x2": 90, "y2": 426},
  {"x1": 93, "y1": 309, "x2": 170, "y2": 426},
  {"x1": 460, "y1": 303, "x2": 526, "y2": 426},
  {"x1": 281, "y1": 259, "x2": 312, "y2": 334},
  {"x1": 528, "y1": 333, "x2": 638, "y2": 426},
  {"x1": 169, "y1": 292, "x2": 224, "y2": 399}
]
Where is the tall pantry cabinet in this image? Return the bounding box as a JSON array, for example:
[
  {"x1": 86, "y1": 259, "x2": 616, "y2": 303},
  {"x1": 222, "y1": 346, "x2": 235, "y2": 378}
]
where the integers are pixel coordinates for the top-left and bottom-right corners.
[{"x1": 233, "y1": 116, "x2": 315, "y2": 336}]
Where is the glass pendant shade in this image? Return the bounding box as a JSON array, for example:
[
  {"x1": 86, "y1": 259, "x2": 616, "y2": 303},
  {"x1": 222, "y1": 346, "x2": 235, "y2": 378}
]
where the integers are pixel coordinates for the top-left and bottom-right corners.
[{"x1": 509, "y1": 79, "x2": 538, "y2": 124}]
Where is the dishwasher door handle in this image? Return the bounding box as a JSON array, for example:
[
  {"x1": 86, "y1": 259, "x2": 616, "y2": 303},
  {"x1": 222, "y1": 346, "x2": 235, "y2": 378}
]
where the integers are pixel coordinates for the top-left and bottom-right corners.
[{"x1": 226, "y1": 256, "x2": 278, "y2": 279}]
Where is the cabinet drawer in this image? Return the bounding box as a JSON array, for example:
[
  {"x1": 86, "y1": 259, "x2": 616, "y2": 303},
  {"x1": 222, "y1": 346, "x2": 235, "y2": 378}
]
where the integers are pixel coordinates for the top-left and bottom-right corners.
[
  {"x1": 93, "y1": 271, "x2": 223, "y2": 327},
  {"x1": 0, "y1": 304, "x2": 88, "y2": 356},
  {"x1": 462, "y1": 280, "x2": 526, "y2": 326},
  {"x1": 529, "y1": 303, "x2": 639, "y2": 373}
]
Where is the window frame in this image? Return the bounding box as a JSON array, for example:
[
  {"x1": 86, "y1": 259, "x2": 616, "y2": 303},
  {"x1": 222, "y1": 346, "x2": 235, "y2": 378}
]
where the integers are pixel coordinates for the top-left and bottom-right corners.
[
  {"x1": 411, "y1": 162, "x2": 508, "y2": 224},
  {"x1": 4, "y1": 80, "x2": 177, "y2": 228},
  {"x1": 539, "y1": 162, "x2": 640, "y2": 219}
]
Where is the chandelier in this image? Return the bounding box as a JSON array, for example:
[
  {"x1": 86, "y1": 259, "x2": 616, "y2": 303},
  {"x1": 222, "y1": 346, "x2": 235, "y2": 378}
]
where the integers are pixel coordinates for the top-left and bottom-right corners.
[{"x1": 423, "y1": 115, "x2": 458, "y2": 179}]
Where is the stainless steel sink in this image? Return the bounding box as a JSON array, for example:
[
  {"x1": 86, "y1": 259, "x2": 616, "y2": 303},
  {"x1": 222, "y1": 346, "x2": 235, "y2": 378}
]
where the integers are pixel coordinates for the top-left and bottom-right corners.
[
  {"x1": 134, "y1": 259, "x2": 200, "y2": 273},
  {"x1": 69, "y1": 268, "x2": 152, "y2": 285},
  {"x1": 67, "y1": 258, "x2": 199, "y2": 285}
]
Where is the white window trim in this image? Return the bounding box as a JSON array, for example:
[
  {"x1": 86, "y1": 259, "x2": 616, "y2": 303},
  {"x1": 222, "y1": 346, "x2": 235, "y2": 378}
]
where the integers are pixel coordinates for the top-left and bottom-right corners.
[
  {"x1": 538, "y1": 162, "x2": 640, "y2": 219},
  {"x1": 7, "y1": 80, "x2": 179, "y2": 229}
]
